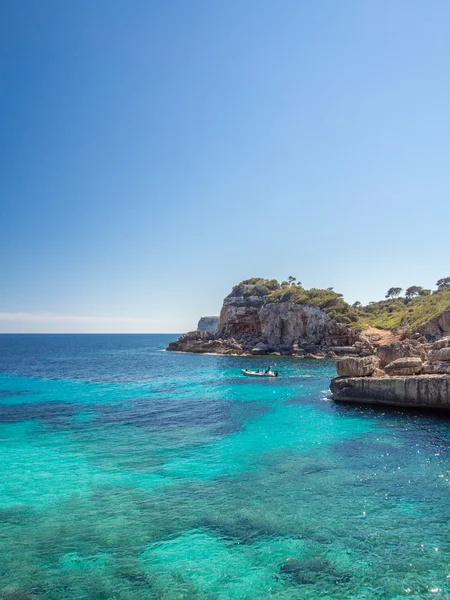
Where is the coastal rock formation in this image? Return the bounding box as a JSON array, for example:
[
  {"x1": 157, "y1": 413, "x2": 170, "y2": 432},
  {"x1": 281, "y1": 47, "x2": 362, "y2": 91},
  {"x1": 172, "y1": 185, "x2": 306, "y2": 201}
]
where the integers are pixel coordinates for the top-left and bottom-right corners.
[
  {"x1": 384, "y1": 357, "x2": 423, "y2": 376},
  {"x1": 421, "y1": 337, "x2": 450, "y2": 374},
  {"x1": 376, "y1": 340, "x2": 426, "y2": 368},
  {"x1": 168, "y1": 282, "x2": 368, "y2": 356},
  {"x1": 219, "y1": 299, "x2": 363, "y2": 353},
  {"x1": 336, "y1": 356, "x2": 379, "y2": 378},
  {"x1": 332, "y1": 333, "x2": 450, "y2": 409},
  {"x1": 166, "y1": 331, "x2": 243, "y2": 355},
  {"x1": 219, "y1": 298, "x2": 263, "y2": 338},
  {"x1": 422, "y1": 362, "x2": 450, "y2": 375},
  {"x1": 331, "y1": 375, "x2": 450, "y2": 409},
  {"x1": 412, "y1": 309, "x2": 450, "y2": 341},
  {"x1": 330, "y1": 346, "x2": 361, "y2": 355},
  {"x1": 430, "y1": 335, "x2": 450, "y2": 350},
  {"x1": 197, "y1": 316, "x2": 219, "y2": 334},
  {"x1": 428, "y1": 347, "x2": 450, "y2": 362}
]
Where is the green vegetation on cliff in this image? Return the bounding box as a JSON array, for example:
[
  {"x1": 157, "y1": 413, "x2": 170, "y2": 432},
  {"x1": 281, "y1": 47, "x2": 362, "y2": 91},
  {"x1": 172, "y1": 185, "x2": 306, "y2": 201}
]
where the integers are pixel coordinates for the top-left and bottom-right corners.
[
  {"x1": 227, "y1": 277, "x2": 450, "y2": 332},
  {"x1": 226, "y1": 278, "x2": 360, "y2": 328},
  {"x1": 355, "y1": 288, "x2": 450, "y2": 331}
]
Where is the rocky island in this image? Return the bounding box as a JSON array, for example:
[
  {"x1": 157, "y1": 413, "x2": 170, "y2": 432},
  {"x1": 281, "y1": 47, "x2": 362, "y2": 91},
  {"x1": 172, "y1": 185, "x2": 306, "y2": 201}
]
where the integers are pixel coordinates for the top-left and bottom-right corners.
[{"x1": 167, "y1": 277, "x2": 450, "y2": 409}]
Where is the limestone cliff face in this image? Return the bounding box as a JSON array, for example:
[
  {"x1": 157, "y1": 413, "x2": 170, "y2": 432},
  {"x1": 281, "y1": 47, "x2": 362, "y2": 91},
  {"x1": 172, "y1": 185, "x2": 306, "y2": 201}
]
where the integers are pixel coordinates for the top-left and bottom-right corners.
[
  {"x1": 197, "y1": 316, "x2": 219, "y2": 334},
  {"x1": 219, "y1": 297, "x2": 360, "y2": 350},
  {"x1": 167, "y1": 284, "x2": 367, "y2": 356},
  {"x1": 412, "y1": 309, "x2": 450, "y2": 341},
  {"x1": 218, "y1": 297, "x2": 263, "y2": 338}
]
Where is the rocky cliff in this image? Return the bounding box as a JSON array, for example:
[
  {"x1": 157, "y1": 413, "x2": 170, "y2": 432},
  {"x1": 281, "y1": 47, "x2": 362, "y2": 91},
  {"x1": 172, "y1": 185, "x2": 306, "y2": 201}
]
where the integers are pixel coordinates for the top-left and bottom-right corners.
[
  {"x1": 411, "y1": 309, "x2": 450, "y2": 341},
  {"x1": 167, "y1": 282, "x2": 368, "y2": 356},
  {"x1": 219, "y1": 297, "x2": 361, "y2": 351},
  {"x1": 197, "y1": 316, "x2": 219, "y2": 334}
]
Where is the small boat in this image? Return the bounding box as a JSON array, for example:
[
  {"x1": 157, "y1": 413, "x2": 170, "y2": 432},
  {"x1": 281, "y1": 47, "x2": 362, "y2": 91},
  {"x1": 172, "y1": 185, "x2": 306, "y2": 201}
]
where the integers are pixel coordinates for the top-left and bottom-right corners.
[{"x1": 242, "y1": 369, "x2": 278, "y2": 378}]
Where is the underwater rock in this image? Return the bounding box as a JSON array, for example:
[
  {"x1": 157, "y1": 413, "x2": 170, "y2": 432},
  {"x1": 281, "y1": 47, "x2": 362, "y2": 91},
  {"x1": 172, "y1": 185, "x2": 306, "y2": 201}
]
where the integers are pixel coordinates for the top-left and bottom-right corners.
[{"x1": 280, "y1": 557, "x2": 351, "y2": 585}]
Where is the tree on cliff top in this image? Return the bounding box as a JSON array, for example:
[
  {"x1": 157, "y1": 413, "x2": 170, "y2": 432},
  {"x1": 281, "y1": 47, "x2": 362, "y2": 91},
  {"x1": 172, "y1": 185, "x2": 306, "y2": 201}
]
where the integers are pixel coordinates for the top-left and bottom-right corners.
[
  {"x1": 405, "y1": 286, "x2": 425, "y2": 300},
  {"x1": 288, "y1": 276, "x2": 301, "y2": 286},
  {"x1": 385, "y1": 287, "x2": 403, "y2": 299},
  {"x1": 436, "y1": 277, "x2": 450, "y2": 291}
]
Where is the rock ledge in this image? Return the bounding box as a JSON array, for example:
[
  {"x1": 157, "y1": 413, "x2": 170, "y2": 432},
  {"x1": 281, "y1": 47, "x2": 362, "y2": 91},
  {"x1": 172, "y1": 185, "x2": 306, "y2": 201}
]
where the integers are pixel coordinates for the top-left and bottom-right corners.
[{"x1": 331, "y1": 375, "x2": 450, "y2": 410}]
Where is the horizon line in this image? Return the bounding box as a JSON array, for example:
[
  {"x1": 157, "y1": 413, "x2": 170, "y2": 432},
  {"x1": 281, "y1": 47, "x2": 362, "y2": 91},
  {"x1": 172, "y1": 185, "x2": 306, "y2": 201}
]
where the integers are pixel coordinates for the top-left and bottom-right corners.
[{"x1": 0, "y1": 332, "x2": 182, "y2": 335}]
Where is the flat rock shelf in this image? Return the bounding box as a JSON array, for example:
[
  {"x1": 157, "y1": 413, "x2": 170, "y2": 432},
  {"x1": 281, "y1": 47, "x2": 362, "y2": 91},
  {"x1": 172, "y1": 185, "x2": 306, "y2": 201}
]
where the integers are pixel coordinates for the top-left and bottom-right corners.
[{"x1": 331, "y1": 374, "x2": 450, "y2": 409}]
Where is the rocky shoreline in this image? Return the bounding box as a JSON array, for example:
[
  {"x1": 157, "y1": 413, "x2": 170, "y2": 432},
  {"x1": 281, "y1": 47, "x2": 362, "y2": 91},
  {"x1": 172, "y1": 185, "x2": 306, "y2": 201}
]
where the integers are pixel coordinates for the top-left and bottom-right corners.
[
  {"x1": 330, "y1": 335, "x2": 450, "y2": 409},
  {"x1": 167, "y1": 290, "x2": 374, "y2": 358},
  {"x1": 331, "y1": 375, "x2": 450, "y2": 409},
  {"x1": 168, "y1": 280, "x2": 450, "y2": 410},
  {"x1": 166, "y1": 329, "x2": 374, "y2": 359}
]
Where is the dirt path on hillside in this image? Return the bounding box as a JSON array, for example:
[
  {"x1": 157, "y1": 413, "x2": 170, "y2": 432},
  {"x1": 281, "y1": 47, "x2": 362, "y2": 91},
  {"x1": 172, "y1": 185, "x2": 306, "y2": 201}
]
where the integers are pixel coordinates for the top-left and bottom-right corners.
[{"x1": 362, "y1": 327, "x2": 399, "y2": 347}]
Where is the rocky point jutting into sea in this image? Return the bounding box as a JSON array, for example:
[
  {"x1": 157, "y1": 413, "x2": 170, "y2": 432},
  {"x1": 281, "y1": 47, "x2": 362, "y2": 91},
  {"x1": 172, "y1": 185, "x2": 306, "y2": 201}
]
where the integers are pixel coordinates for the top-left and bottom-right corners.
[
  {"x1": 167, "y1": 279, "x2": 372, "y2": 357},
  {"x1": 167, "y1": 278, "x2": 450, "y2": 409}
]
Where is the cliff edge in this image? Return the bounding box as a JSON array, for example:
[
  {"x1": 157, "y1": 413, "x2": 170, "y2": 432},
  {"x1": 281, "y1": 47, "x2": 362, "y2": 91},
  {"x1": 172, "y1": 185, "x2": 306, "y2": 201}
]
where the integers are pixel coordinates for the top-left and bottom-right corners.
[{"x1": 167, "y1": 278, "x2": 371, "y2": 356}]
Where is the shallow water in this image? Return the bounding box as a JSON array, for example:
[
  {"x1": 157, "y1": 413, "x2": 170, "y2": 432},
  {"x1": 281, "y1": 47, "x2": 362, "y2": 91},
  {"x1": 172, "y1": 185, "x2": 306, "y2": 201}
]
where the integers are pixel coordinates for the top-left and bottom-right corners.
[{"x1": 0, "y1": 334, "x2": 449, "y2": 599}]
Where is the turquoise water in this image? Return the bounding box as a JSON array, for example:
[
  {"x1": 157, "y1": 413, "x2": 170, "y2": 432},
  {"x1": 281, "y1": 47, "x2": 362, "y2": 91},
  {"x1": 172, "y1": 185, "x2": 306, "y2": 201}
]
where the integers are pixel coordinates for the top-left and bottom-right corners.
[{"x1": 0, "y1": 334, "x2": 449, "y2": 600}]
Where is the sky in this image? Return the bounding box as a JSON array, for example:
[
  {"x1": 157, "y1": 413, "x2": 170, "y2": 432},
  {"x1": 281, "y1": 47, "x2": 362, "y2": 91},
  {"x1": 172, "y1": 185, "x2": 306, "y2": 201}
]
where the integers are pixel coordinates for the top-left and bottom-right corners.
[{"x1": 1, "y1": 0, "x2": 449, "y2": 333}]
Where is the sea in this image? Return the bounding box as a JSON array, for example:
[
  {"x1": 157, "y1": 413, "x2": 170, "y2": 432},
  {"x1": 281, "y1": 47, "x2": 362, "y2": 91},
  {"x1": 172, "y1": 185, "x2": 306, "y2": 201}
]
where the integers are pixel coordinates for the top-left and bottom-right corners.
[{"x1": 0, "y1": 334, "x2": 449, "y2": 600}]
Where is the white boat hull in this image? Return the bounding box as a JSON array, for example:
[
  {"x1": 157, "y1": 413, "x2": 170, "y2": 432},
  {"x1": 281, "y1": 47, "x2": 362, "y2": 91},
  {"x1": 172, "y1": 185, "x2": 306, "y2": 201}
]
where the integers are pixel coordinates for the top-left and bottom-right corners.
[{"x1": 241, "y1": 370, "x2": 278, "y2": 378}]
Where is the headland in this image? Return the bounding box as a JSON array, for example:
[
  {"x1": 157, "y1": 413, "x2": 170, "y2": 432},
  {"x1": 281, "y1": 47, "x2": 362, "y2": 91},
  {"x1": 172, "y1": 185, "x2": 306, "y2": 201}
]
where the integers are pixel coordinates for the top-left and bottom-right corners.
[{"x1": 167, "y1": 277, "x2": 450, "y2": 409}]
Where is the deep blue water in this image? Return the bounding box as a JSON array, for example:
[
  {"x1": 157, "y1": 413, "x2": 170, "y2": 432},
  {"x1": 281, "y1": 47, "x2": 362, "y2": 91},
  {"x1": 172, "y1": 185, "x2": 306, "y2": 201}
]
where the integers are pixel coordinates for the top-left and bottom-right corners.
[{"x1": 0, "y1": 334, "x2": 449, "y2": 599}]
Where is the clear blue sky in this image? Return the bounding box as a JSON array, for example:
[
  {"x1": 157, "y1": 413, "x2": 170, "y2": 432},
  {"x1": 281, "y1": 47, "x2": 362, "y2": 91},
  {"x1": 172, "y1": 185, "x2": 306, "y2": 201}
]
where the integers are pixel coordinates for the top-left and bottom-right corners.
[{"x1": 1, "y1": 0, "x2": 449, "y2": 333}]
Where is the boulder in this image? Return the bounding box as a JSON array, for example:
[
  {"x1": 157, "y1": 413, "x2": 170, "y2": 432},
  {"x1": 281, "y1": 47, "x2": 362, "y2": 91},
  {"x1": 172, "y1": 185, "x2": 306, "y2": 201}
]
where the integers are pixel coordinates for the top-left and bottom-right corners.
[
  {"x1": 422, "y1": 362, "x2": 450, "y2": 375},
  {"x1": 428, "y1": 347, "x2": 450, "y2": 362},
  {"x1": 354, "y1": 340, "x2": 375, "y2": 353},
  {"x1": 329, "y1": 346, "x2": 360, "y2": 355},
  {"x1": 250, "y1": 347, "x2": 266, "y2": 356},
  {"x1": 336, "y1": 356, "x2": 379, "y2": 378},
  {"x1": 376, "y1": 340, "x2": 427, "y2": 368},
  {"x1": 384, "y1": 357, "x2": 423, "y2": 376},
  {"x1": 431, "y1": 336, "x2": 450, "y2": 350},
  {"x1": 166, "y1": 331, "x2": 244, "y2": 355},
  {"x1": 371, "y1": 368, "x2": 386, "y2": 378},
  {"x1": 251, "y1": 343, "x2": 268, "y2": 355}
]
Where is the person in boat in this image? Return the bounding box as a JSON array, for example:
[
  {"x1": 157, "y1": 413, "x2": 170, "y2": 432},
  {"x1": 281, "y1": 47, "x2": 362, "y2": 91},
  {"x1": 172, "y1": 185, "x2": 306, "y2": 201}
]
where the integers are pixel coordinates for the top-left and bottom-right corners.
[{"x1": 265, "y1": 366, "x2": 273, "y2": 374}]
